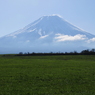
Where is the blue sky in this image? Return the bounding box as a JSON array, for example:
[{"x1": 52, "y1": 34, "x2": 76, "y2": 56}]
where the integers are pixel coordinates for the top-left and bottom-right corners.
[{"x1": 0, "y1": 0, "x2": 95, "y2": 37}]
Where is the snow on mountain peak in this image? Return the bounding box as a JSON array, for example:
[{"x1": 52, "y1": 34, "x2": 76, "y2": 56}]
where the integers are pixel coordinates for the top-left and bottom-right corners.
[
  {"x1": 4, "y1": 14, "x2": 95, "y2": 39},
  {"x1": 42, "y1": 14, "x2": 63, "y2": 19}
]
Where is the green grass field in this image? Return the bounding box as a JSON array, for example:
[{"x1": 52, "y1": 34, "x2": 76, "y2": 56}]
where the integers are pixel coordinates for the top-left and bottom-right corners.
[{"x1": 0, "y1": 55, "x2": 95, "y2": 95}]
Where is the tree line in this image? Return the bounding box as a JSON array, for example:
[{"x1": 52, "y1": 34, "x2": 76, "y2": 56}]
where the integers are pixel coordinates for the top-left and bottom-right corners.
[{"x1": 16, "y1": 48, "x2": 95, "y2": 56}]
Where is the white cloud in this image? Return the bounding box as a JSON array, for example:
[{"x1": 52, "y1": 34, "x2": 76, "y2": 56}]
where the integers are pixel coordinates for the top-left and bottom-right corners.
[
  {"x1": 40, "y1": 35, "x2": 48, "y2": 39},
  {"x1": 87, "y1": 38, "x2": 95, "y2": 43},
  {"x1": 55, "y1": 34, "x2": 87, "y2": 42}
]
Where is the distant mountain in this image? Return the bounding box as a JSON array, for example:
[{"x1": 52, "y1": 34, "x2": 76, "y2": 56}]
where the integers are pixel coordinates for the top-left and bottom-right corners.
[{"x1": 0, "y1": 15, "x2": 95, "y2": 54}]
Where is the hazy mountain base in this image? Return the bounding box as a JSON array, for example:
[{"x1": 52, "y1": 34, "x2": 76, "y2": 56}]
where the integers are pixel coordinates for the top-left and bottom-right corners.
[{"x1": 0, "y1": 41, "x2": 90, "y2": 54}]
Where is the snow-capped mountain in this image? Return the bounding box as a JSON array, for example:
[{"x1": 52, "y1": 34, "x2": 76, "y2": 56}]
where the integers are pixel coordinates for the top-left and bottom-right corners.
[{"x1": 0, "y1": 15, "x2": 95, "y2": 54}]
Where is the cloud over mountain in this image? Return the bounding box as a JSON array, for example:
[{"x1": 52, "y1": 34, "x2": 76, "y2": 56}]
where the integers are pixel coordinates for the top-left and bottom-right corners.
[
  {"x1": 87, "y1": 38, "x2": 95, "y2": 43},
  {"x1": 55, "y1": 34, "x2": 87, "y2": 42}
]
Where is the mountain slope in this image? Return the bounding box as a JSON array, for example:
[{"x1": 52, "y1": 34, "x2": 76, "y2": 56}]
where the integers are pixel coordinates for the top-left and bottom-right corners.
[{"x1": 0, "y1": 15, "x2": 95, "y2": 53}]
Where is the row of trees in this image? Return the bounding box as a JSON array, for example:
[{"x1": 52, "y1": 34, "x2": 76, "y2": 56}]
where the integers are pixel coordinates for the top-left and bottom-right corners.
[{"x1": 16, "y1": 48, "x2": 95, "y2": 56}]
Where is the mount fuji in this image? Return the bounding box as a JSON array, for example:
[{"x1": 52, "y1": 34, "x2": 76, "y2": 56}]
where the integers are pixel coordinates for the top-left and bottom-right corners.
[{"x1": 0, "y1": 15, "x2": 95, "y2": 54}]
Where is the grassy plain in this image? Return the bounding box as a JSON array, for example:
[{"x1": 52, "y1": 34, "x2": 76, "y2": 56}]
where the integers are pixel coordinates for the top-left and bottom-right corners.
[{"x1": 0, "y1": 55, "x2": 95, "y2": 95}]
